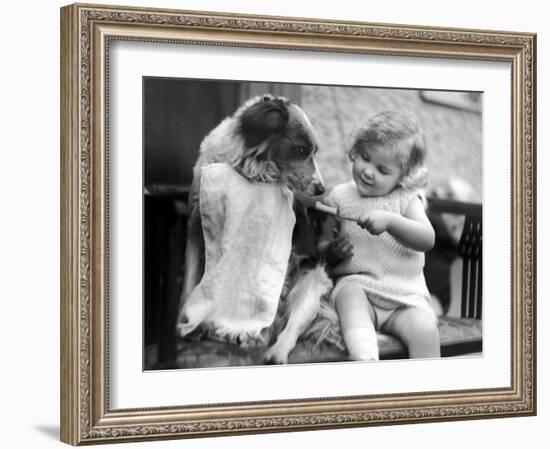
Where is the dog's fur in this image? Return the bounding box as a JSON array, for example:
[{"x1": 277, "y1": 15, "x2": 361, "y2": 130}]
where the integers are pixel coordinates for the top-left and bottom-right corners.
[{"x1": 177, "y1": 94, "x2": 333, "y2": 364}]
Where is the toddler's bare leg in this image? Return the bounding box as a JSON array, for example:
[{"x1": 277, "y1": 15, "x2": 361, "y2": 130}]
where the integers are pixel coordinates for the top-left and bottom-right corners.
[
  {"x1": 335, "y1": 284, "x2": 378, "y2": 361},
  {"x1": 383, "y1": 307, "x2": 440, "y2": 358}
]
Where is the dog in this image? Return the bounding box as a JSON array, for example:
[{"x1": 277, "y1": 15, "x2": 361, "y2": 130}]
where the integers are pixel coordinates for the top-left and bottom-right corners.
[{"x1": 176, "y1": 94, "x2": 333, "y2": 364}]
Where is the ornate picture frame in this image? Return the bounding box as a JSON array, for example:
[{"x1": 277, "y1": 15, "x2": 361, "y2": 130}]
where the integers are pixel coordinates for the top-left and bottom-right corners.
[{"x1": 60, "y1": 3, "x2": 536, "y2": 445}]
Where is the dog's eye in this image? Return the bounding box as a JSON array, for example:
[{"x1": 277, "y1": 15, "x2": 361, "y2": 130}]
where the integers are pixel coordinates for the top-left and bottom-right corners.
[{"x1": 296, "y1": 147, "x2": 308, "y2": 157}]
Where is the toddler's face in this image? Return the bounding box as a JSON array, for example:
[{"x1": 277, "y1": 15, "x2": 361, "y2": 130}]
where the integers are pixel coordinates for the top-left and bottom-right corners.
[{"x1": 351, "y1": 144, "x2": 402, "y2": 197}]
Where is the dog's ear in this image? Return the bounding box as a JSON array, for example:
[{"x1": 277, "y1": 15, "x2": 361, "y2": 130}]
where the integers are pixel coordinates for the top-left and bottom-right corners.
[{"x1": 239, "y1": 97, "x2": 289, "y2": 147}]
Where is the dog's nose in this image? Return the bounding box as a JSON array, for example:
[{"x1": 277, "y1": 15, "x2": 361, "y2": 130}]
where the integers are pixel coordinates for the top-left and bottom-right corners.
[{"x1": 313, "y1": 183, "x2": 326, "y2": 196}]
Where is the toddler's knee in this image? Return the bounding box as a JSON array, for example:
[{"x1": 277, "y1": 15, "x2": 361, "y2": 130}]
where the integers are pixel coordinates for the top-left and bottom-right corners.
[
  {"x1": 403, "y1": 310, "x2": 440, "y2": 358},
  {"x1": 338, "y1": 283, "x2": 364, "y2": 297},
  {"x1": 334, "y1": 284, "x2": 364, "y2": 306},
  {"x1": 414, "y1": 310, "x2": 438, "y2": 329},
  {"x1": 412, "y1": 320, "x2": 440, "y2": 353},
  {"x1": 417, "y1": 321, "x2": 440, "y2": 343},
  {"x1": 404, "y1": 309, "x2": 439, "y2": 343}
]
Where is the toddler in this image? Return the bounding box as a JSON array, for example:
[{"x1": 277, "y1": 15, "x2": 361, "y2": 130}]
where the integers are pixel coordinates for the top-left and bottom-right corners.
[{"x1": 318, "y1": 111, "x2": 440, "y2": 361}]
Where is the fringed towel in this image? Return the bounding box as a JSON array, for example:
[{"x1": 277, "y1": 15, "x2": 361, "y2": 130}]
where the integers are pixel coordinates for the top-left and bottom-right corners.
[{"x1": 183, "y1": 163, "x2": 296, "y2": 346}]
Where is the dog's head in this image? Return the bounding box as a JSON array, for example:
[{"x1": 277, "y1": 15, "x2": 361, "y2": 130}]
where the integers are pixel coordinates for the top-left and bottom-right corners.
[{"x1": 233, "y1": 94, "x2": 325, "y2": 196}]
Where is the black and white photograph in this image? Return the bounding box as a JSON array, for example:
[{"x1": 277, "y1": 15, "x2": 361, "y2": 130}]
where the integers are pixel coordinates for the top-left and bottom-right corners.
[{"x1": 143, "y1": 78, "x2": 483, "y2": 371}]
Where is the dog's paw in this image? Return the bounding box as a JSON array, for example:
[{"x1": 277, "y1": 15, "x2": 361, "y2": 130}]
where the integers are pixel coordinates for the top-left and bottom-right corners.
[
  {"x1": 176, "y1": 322, "x2": 200, "y2": 339},
  {"x1": 263, "y1": 344, "x2": 289, "y2": 365},
  {"x1": 176, "y1": 314, "x2": 200, "y2": 338}
]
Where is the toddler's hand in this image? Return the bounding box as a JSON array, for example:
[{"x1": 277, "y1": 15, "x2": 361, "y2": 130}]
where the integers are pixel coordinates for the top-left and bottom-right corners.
[
  {"x1": 358, "y1": 210, "x2": 394, "y2": 235},
  {"x1": 325, "y1": 232, "x2": 354, "y2": 265}
]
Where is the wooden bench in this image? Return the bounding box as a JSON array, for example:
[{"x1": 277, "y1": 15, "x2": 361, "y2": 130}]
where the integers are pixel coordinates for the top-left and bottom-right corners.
[
  {"x1": 166, "y1": 197, "x2": 483, "y2": 369},
  {"x1": 373, "y1": 198, "x2": 483, "y2": 359}
]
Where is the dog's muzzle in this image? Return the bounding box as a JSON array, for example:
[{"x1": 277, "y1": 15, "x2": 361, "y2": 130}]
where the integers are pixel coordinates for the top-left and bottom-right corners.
[
  {"x1": 312, "y1": 182, "x2": 325, "y2": 196},
  {"x1": 311, "y1": 160, "x2": 326, "y2": 196}
]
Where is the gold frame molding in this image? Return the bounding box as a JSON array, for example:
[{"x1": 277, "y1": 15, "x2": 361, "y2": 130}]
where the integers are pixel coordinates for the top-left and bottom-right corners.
[{"x1": 60, "y1": 3, "x2": 536, "y2": 445}]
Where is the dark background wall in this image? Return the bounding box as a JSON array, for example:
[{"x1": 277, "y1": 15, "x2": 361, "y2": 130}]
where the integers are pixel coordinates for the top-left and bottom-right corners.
[
  {"x1": 144, "y1": 78, "x2": 240, "y2": 187},
  {"x1": 144, "y1": 78, "x2": 301, "y2": 189}
]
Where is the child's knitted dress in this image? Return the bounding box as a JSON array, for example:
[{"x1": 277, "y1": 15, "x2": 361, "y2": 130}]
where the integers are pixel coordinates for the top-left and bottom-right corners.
[
  {"x1": 182, "y1": 163, "x2": 296, "y2": 345},
  {"x1": 325, "y1": 181, "x2": 435, "y2": 319}
]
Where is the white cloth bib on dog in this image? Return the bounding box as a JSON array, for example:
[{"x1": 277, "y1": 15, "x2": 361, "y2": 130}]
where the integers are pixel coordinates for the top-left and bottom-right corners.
[{"x1": 184, "y1": 163, "x2": 295, "y2": 345}]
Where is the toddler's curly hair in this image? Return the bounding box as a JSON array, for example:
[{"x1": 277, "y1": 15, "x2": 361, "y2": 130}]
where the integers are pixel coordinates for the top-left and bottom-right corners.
[{"x1": 348, "y1": 111, "x2": 428, "y2": 191}]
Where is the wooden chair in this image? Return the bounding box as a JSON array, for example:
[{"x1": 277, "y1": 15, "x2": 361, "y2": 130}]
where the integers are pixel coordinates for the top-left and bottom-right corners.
[
  {"x1": 377, "y1": 198, "x2": 483, "y2": 359},
  {"x1": 286, "y1": 197, "x2": 483, "y2": 363},
  {"x1": 147, "y1": 190, "x2": 483, "y2": 369}
]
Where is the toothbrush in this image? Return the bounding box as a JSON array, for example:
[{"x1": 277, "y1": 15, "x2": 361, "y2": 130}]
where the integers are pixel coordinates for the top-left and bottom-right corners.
[
  {"x1": 313, "y1": 201, "x2": 358, "y2": 222},
  {"x1": 293, "y1": 191, "x2": 358, "y2": 222}
]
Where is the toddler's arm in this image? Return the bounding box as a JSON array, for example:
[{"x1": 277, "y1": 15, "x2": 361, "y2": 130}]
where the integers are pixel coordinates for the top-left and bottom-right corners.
[{"x1": 358, "y1": 196, "x2": 435, "y2": 252}]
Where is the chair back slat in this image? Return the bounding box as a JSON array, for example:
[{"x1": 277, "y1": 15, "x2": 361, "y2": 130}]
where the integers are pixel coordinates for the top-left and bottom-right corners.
[
  {"x1": 458, "y1": 216, "x2": 483, "y2": 319},
  {"x1": 476, "y1": 257, "x2": 483, "y2": 319}
]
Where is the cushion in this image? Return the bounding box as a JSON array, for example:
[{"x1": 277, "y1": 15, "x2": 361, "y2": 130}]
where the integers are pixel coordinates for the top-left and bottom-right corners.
[{"x1": 171, "y1": 316, "x2": 482, "y2": 369}]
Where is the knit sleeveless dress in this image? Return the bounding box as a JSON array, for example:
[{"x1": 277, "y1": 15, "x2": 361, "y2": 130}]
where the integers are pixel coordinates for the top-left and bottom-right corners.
[
  {"x1": 183, "y1": 163, "x2": 296, "y2": 344},
  {"x1": 325, "y1": 181, "x2": 434, "y2": 317}
]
